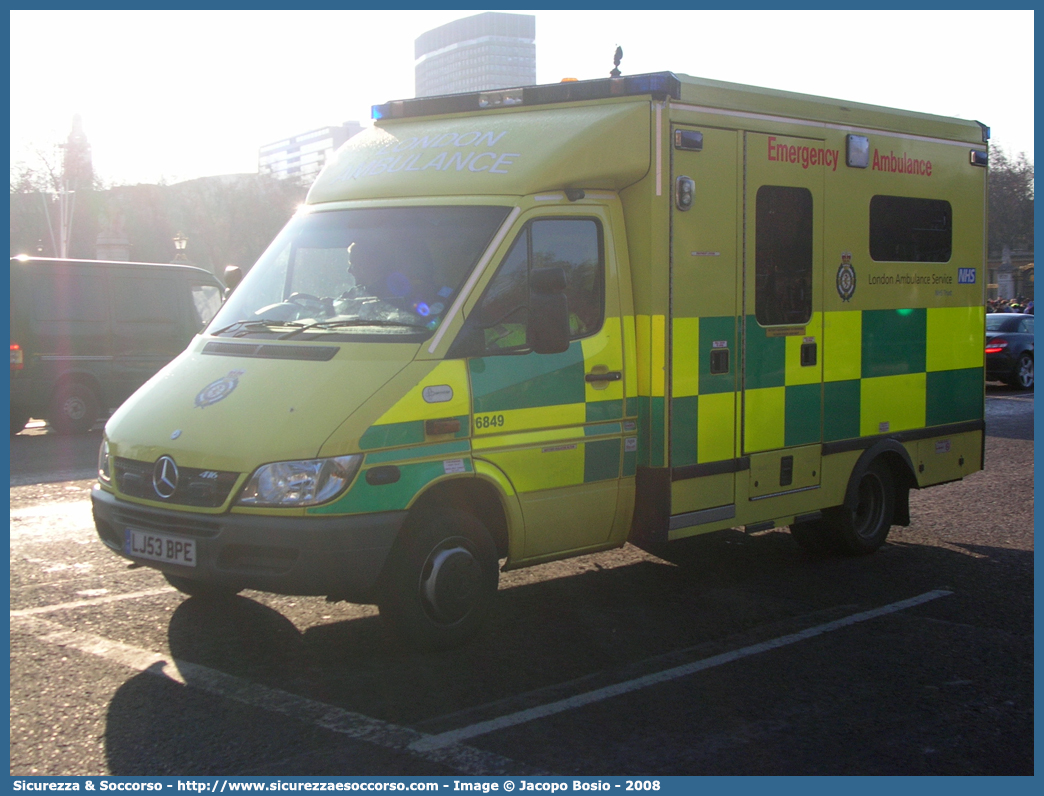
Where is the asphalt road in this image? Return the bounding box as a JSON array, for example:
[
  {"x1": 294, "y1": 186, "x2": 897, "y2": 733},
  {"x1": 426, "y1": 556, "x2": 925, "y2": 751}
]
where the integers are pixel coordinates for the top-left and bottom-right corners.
[{"x1": 8, "y1": 385, "x2": 1034, "y2": 775}]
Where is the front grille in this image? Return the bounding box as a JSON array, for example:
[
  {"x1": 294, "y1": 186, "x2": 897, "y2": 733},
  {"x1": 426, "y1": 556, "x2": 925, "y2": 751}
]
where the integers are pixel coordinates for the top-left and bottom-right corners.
[
  {"x1": 115, "y1": 457, "x2": 240, "y2": 508},
  {"x1": 110, "y1": 503, "x2": 222, "y2": 539}
]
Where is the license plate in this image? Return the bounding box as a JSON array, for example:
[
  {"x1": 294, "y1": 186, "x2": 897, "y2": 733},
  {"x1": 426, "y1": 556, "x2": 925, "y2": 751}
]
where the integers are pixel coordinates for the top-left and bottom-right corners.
[{"x1": 124, "y1": 528, "x2": 196, "y2": 567}]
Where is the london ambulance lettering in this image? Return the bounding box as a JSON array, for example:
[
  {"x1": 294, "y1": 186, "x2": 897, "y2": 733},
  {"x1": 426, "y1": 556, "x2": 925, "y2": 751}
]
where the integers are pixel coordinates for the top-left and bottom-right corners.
[
  {"x1": 766, "y1": 136, "x2": 840, "y2": 171},
  {"x1": 335, "y1": 130, "x2": 521, "y2": 181}
]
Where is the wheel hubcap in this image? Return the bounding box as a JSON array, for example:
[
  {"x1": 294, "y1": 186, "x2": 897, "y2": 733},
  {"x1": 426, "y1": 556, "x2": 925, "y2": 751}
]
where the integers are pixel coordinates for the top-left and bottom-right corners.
[
  {"x1": 63, "y1": 396, "x2": 86, "y2": 420},
  {"x1": 852, "y1": 473, "x2": 885, "y2": 541},
  {"x1": 1019, "y1": 357, "x2": 1033, "y2": 387},
  {"x1": 419, "y1": 539, "x2": 482, "y2": 626}
]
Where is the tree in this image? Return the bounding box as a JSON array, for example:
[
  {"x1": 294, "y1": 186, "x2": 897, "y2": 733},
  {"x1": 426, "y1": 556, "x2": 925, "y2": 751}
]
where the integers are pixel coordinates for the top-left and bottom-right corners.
[{"x1": 988, "y1": 149, "x2": 1034, "y2": 256}]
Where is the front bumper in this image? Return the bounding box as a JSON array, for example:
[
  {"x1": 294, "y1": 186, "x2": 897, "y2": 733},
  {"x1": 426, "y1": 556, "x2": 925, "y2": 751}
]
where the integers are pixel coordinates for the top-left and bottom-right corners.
[{"x1": 92, "y1": 486, "x2": 407, "y2": 602}]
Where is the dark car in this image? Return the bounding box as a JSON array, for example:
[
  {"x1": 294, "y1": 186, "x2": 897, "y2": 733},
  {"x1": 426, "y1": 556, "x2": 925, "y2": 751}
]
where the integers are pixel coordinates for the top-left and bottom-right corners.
[
  {"x1": 985, "y1": 312, "x2": 1034, "y2": 389},
  {"x1": 10, "y1": 257, "x2": 225, "y2": 434}
]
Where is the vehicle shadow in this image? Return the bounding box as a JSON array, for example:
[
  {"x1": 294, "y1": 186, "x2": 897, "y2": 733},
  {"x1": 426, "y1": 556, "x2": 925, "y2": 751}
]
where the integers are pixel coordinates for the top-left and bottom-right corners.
[{"x1": 101, "y1": 530, "x2": 1033, "y2": 775}]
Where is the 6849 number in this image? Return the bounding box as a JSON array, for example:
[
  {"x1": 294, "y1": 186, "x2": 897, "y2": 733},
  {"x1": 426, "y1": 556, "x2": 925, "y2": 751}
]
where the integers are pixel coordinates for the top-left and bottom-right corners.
[{"x1": 474, "y1": 414, "x2": 505, "y2": 430}]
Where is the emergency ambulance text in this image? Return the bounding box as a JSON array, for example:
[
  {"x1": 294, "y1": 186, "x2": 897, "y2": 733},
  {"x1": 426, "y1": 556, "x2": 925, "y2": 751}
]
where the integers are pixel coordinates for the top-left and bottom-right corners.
[
  {"x1": 872, "y1": 149, "x2": 932, "y2": 176},
  {"x1": 767, "y1": 136, "x2": 839, "y2": 171}
]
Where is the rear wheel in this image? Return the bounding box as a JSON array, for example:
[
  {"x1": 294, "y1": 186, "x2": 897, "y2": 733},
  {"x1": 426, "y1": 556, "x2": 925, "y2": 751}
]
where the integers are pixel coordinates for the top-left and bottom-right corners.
[
  {"x1": 163, "y1": 572, "x2": 241, "y2": 600},
  {"x1": 1008, "y1": 352, "x2": 1033, "y2": 390},
  {"x1": 379, "y1": 509, "x2": 499, "y2": 650},
  {"x1": 828, "y1": 461, "x2": 896, "y2": 556},
  {"x1": 10, "y1": 408, "x2": 30, "y2": 436},
  {"x1": 789, "y1": 517, "x2": 840, "y2": 556},
  {"x1": 49, "y1": 382, "x2": 100, "y2": 435}
]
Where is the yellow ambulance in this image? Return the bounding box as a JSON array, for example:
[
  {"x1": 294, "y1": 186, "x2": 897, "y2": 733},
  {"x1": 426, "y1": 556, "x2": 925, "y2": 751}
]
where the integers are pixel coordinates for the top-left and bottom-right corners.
[{"x1": 93, "y1": 72, "x2": 988, "y2": 648}]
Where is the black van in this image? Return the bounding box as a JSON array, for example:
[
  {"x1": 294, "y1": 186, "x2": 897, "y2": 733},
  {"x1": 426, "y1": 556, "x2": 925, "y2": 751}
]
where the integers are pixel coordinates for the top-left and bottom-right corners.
[{"x1": 10, "y1": 257, "x2": 225, "y2": 435}]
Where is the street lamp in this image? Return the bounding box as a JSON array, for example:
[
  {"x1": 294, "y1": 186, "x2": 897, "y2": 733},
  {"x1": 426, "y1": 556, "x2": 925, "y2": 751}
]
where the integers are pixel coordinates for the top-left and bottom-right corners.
[{"x1": 172, "y1": 232, "x2": 188, "y2": 263}]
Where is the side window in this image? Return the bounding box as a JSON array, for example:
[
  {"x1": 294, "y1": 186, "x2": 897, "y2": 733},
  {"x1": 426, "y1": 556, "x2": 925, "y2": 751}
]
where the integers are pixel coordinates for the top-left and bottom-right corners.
[
  {"x1": 471, "y1": 217, "x2": 604, "y2": 353},
  {"x1": 33, "y1": 270, "x2": 108, "y2": 322},
  {"x1": 113, "y1": 277, "x2": 179, "y2": 324},
  {"x1": 1019, "y1": 317, "x2": 1033, "y2": 334},
  {"x1": 191, "y1": 284, "x2": 224, "y2": 329},
  {"x1": 755, "y1": 186, "x2": 813, "y2": 326},
  {"x1": 869, "y1": 196, "x2": 952, "y2": 262}
]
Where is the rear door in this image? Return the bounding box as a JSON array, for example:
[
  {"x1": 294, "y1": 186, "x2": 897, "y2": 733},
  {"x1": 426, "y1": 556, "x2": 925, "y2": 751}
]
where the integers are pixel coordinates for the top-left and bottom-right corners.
[
  {"x1": 741, "y1": 132, "x2": 826, "y2": 497},
  {"x1": 28, "y1": 263, "x2": 111, "y2": 402}
]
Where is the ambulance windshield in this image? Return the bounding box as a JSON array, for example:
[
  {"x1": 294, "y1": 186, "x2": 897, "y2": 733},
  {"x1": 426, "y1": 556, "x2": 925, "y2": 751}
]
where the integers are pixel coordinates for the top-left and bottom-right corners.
[{"x1": 209, "y1": 205, "x2": 511, "y2": 340}]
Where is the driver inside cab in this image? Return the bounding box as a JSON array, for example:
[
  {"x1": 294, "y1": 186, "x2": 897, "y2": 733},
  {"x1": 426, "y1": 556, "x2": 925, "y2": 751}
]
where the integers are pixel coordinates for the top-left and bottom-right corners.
[{"x1": 346, "y1": 239, "x2": 437, "y2": 317}]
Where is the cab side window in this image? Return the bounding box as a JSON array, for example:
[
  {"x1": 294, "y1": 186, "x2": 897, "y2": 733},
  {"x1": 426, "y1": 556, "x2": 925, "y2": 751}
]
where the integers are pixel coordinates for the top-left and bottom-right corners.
[
  {"x1": 470, "y1": 218, "x2": 604, "y2": 354},
  {"x1": 191, "y1": 284, "x2": 223, "y2": 329}
]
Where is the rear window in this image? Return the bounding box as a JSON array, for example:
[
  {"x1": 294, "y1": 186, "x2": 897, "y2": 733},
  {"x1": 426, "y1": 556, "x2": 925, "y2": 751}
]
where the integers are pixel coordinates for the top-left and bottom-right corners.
[{"x1": 986, "y1": 315, "x2": 1019, "y2": 332}]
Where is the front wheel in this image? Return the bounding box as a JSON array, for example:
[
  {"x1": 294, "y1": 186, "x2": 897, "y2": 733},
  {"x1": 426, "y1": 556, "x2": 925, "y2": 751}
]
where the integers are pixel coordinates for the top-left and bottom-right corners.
[{"x1": 379, "y1": 510, "x2": 499, "y2": 650}]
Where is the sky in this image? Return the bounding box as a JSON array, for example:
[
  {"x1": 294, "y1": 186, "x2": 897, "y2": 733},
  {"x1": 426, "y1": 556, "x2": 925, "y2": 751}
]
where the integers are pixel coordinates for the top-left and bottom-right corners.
[{"x1": 10, "y1": 9, "x2": 1035, "y2": 187}]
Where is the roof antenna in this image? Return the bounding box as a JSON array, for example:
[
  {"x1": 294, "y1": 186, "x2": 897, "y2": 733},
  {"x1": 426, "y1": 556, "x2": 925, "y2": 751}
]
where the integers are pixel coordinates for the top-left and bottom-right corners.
[{"x1": 610, "y1": 46, "x2": 623, "y2": 78}]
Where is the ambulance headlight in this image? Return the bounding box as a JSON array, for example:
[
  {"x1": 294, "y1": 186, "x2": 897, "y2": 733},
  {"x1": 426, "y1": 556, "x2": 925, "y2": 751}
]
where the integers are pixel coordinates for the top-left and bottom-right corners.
[
  {"x1": 97, "y1": 439, "x2": 112, "y2": 484},
  {"x1": 237, "y1": 455, "x2": 362, "y2": 507}
]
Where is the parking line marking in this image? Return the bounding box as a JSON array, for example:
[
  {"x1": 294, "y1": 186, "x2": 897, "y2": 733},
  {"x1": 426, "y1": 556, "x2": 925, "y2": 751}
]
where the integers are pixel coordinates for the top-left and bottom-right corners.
[
  {"x1": 11, "y1": 614, "x2": 537, "y2": 776},
  {"x1": 10, "y1": 588, "x2": 175, "y2": 617},
  {"x1": 410, "y1": 590, "x2": 953, "y2": 752}
]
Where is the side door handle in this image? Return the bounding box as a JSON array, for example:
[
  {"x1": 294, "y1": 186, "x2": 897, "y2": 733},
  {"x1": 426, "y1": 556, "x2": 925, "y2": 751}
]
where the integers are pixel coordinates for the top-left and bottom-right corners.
[{"x1": 585, "y1": 370, "x2": 622, "y2": 383}]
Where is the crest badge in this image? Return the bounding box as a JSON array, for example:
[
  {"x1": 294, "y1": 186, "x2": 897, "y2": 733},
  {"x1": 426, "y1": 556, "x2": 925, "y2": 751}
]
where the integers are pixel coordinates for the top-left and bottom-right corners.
[
  {"x1": 836, "y1": 252, "x2": 856, "y2": 302},
  {"x1": 195, "y1": 369, "x2": 245, "y2": 408}
]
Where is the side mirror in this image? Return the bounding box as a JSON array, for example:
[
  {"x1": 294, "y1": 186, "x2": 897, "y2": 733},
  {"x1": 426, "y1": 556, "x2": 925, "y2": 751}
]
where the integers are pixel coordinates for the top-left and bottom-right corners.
[
  {"x1": 527, "y1": 267, "x2": 570, "y2": 354},
  {"x1": 223, "y1": 265, "x2": 243, "y2": 297}
]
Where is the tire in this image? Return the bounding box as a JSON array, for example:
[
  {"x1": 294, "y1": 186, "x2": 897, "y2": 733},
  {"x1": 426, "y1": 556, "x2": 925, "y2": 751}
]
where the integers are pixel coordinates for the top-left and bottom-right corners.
[
  {"x1": 789, "y1": 517, "x2": 840, "y2": 557},
  {"x1": 49, "y1": 382, "x2": 100, "y2": 435},
  {"x1": 163, "y1": 572, "x2": 241, "y2": 600},
  {"x1": 379, "y1": 509, "x2": 499, "y2": 650},
  {"x1": 1008, "y1": 352, "x2": 1034, "y2": 390},
  {"x1": 826, "y1": 460, "x2": 896, "y2": 556},
  {"x1": 10, "y1": 408, "x2": 30, "y2": 436}
]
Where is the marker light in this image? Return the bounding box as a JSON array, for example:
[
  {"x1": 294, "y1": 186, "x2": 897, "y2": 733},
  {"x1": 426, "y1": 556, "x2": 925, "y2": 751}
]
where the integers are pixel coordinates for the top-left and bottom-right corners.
[{"x1": 10, "y1": 343, "x2": 23, "y2": 370}]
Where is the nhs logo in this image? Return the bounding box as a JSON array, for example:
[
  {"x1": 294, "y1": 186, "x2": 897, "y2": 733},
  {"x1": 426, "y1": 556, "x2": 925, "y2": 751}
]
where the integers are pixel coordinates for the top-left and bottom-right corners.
[{"x1": 957, "y1": 268, "x2": 977, "y2": 284}]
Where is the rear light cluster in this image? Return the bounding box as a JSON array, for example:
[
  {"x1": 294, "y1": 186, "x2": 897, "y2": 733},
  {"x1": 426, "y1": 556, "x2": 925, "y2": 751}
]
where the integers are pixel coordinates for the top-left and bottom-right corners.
[
  {"x1": 985, "y1": 339, "x2": 1008, "y2": 354},
  {"x1": 10, "y1": 343, "x2": 23, "y2": 370}
]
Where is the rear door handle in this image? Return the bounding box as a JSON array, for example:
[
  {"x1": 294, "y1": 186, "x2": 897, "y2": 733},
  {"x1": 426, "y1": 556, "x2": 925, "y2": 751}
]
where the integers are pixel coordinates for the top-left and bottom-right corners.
[{"x1": 585, "y1": 371, "x2": 622, "y2": 383}]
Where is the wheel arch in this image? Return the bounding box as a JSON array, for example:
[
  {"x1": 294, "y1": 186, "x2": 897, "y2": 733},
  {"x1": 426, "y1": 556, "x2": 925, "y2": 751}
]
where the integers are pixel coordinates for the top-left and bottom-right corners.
[{"x1": 402, "y1": 474, "x2": 511, "y2": 560}]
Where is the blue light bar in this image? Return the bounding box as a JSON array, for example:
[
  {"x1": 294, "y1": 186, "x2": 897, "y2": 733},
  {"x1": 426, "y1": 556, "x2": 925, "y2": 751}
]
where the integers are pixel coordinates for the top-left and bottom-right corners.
[{"x1": 372, "y1": 72, "x2": 682, "y2": 121}]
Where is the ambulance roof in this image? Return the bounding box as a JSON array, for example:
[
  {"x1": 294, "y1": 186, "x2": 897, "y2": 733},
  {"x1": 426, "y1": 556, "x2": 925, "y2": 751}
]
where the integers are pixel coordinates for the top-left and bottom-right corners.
[{"x1": 306, "y1": 72, "x2": 986, "y2": 205}]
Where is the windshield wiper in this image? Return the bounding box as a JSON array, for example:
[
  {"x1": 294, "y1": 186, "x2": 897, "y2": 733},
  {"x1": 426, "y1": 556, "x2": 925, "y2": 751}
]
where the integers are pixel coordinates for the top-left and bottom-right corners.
[
  {"x1": 209, "y1": 319, "x2": 307, "y2": 337},
  {"x1": 280, "y1": 319, "x2": 431, "y2": 339}
]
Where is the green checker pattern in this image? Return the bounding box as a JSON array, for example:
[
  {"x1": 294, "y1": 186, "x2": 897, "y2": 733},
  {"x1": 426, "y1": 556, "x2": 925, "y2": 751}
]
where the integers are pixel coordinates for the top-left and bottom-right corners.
[
  {"x1": 669, "y1": 315, "x2": 739, "y2": 467},
  {"x1": 671, "y1": 310, "x2": 982, "y2": 461}
]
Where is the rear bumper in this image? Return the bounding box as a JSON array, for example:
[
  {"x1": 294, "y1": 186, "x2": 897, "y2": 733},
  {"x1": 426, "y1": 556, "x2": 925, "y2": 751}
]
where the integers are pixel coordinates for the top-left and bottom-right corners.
[
  {"x1": 91, "y1": 486, "x2": 407, "y2": 602},
  {"x1": 985, "y1": 351, "x2": 1016, "y2": 380}
]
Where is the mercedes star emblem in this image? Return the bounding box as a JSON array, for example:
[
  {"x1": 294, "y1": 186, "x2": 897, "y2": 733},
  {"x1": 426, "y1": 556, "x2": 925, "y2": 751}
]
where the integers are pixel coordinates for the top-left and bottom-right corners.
[{"x1": 152, "y1": 455, "x2": 179, "y2": 499}]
